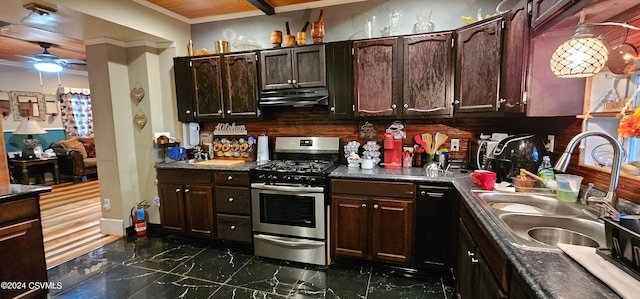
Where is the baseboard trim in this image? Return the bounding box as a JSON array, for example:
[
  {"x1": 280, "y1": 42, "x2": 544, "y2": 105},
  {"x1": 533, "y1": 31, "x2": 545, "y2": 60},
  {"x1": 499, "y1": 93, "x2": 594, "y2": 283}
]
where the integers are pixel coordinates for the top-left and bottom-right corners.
[{"x1": 100, "y1": 218, "x2": 125, "y2": 236}]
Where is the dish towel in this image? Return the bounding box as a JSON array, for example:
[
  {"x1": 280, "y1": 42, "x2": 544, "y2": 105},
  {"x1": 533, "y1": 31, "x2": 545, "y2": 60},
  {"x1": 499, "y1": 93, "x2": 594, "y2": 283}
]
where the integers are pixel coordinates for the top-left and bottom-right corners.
[{"x1": 558, "y1": 243, "x2": 640, "y2": 298}]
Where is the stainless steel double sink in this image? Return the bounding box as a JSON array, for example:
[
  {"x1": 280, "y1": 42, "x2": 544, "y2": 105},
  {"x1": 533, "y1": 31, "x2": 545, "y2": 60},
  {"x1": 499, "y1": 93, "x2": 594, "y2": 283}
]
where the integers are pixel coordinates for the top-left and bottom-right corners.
[{"x1": 471, "y1": 191, "x2": 606, "y2": 251}]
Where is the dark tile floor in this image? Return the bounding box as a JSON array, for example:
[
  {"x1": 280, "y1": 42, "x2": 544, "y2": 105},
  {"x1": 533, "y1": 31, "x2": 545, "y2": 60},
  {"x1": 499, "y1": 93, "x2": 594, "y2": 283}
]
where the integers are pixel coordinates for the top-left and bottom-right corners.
[{"x1": 47, "y1": 235, "x2": 454, "y2": 299}]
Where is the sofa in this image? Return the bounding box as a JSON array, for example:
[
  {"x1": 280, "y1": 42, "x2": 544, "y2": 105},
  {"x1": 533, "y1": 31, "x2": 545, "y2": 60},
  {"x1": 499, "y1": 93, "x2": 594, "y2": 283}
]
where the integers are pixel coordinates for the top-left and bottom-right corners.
[{"x1": 48, "y1": 137, "x2": 98, "y2": 182}]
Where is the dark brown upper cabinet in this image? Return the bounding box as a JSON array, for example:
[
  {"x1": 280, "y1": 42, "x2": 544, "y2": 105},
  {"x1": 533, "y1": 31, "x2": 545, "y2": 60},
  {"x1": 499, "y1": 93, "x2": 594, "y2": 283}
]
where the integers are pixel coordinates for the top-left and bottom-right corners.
[
  {"x1": 260, "y1": 44, "x2": 326, "y2": 91},
  {"x1": 191, "y1": 56, "x2": 224, "y2": 120},
  {"x1": 402, "y1": 32, "x2": 455, "y2": 118},
  {"x1": 173, "y1": 52, "x2": 260, "y2": 122},
  {"x1": 353, "y1": 32, "x2": 455, "y2": 119},
  {"x1": 531, "y1": 0, "x2": 575, "y2": 30},
  {"x1": 454, "y1": 15, "x2": 505, "y2": 114},
  {"x1": 500, "y1": 0, "x2": 529, "y2": 114},
  {"x1": 326, "y1": 41, "x2": 354, "y2": 119},
  {"x1": 353, "y1": 38, "x2": 399, "y2": 118},
  {"x1": 174, "y1": 56, "x2": 220, "y2": 122},
  {"x1": 222, "y1": 53, "x2": 260, "y2": 119}
]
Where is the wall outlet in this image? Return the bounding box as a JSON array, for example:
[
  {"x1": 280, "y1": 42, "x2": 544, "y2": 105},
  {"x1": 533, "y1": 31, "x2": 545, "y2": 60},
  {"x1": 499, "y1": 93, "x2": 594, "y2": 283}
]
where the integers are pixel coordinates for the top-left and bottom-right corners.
[
  {"x1": 547, "y1": 135, "x2": 555, "y2": 153},
  {"x1": 451, "y1": 139, "x2": 460, "y2": 151},
  {"x1": 103, "y1": 198, "x2": 111, "y2": 211}
]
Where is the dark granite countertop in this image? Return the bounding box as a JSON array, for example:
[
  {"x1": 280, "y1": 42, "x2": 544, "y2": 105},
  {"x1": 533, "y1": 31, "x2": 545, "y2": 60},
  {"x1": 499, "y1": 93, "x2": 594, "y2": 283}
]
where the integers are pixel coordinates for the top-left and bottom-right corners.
[
  {"x1": 331, "y1": 165, "x2": 618, "y2": 298},
  {"x1": 155, "y1": 160, "x2": 257, "y2": 171},
  {"x1": 0, "y1": 184, "x2": 52, "y2": 204},
  {"x1": 157, "y1": 162, "x2": 618, "y2": 298}
]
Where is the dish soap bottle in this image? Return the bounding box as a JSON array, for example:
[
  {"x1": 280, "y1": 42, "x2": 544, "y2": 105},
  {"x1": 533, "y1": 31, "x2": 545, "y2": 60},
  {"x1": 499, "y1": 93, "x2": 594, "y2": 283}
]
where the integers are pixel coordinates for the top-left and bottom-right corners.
[{"x1": 537, "y1": 156, "x2": 555, "y2": 186}]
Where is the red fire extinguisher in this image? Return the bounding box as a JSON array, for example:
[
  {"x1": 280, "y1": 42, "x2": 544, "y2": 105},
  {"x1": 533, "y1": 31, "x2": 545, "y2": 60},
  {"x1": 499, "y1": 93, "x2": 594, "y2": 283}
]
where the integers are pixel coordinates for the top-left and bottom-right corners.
[{"x1": 131, "y1": 201, "x2": 149, "y2": 236}]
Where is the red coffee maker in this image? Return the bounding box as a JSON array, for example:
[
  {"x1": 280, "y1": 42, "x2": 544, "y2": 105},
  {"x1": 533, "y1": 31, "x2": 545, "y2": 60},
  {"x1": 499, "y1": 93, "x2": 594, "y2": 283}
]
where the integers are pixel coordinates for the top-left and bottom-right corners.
[{"x1": 384, "y1": 132, "x2": 402, "y2": 168}]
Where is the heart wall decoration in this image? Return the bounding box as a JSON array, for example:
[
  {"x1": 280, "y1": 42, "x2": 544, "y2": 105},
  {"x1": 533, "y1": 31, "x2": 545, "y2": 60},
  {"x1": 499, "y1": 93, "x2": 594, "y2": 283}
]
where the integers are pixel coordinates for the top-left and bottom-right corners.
[
  {"x1": 131, "y1": 82, "x2": 145, "y2": 104},
  {"x1": 134, "y1": 110, "x2": 147, "y2": 129}
]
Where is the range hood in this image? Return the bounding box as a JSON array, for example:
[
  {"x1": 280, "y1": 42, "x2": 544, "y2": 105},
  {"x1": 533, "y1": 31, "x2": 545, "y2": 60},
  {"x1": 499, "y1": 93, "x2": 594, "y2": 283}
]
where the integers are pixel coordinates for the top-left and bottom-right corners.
[{"x1": 259, "y1": 88, "x2": 329, "y2": 107}]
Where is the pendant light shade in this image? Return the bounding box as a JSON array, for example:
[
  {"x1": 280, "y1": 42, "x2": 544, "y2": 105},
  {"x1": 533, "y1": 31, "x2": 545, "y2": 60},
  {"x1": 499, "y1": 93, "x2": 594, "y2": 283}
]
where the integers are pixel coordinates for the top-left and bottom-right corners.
[{"x1": 550, "y1": 25, "x2": 609, "y2": 78}]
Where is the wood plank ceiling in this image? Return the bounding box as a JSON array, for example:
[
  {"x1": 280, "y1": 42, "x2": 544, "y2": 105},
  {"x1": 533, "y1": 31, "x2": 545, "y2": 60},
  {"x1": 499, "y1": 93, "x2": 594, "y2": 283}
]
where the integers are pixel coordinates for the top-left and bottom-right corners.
[
  {"x1": 146, "y1": 0, "x2": 320, "y2": 19},
  {"x1": 0, "y1": 0, "x2": 323, "y2": 72}
]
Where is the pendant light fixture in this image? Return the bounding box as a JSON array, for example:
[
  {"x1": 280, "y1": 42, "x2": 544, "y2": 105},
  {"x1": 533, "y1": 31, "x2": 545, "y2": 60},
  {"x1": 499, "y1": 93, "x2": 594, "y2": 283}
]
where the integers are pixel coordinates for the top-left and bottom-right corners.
[
  {"x1": 550, "y1": 11, "x2": 640, "y2": 78},
  {"x1": 550, "y1": 24, "x2": 608, "y2": 78}
]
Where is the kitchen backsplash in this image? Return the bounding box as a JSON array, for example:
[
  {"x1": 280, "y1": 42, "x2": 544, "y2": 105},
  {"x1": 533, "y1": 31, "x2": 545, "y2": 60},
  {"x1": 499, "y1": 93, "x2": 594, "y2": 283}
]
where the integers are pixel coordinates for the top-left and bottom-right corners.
[{"x1": 199, "y1": 106, "x2": 584, "y2": 166}]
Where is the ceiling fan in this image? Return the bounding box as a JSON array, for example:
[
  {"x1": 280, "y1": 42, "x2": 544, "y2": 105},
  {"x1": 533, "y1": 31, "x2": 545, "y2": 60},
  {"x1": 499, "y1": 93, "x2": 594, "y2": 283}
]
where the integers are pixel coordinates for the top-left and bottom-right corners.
[{"x1": 30, "y1": 41, "x2": 87, "y2": 72}]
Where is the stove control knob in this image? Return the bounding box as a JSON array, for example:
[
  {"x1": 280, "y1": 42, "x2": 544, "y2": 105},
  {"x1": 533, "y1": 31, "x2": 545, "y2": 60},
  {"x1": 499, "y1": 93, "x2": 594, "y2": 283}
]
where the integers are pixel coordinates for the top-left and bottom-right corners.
[
  {"x1": 228, "y1": 197, "x2": 234, "y2": 202},
  {"x1": 308, "y1": 177, "x2": 317, "y2": 183},
  {"x1": 293, "y1": 176, "x2": 302, "y2": 181},
  {"x1": 227, "y1": 175, "x2": 233, "y2": 181},
  {"x1": 268, "y1": 175, "x2": 278, "y2": 180},
  {"x1": 258, "y1": 174, "x2": 266, "y2": 179},
  {"x1": 230, "y1": 225, "x2": 236, "y2": 230}
]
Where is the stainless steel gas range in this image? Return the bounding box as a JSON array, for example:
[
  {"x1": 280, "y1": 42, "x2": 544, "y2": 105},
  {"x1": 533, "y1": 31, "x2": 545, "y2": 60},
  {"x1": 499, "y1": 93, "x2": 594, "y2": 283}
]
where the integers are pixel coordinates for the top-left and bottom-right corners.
[{"x1": 250, "y1": 137, "x2": 340, "y2": 266}]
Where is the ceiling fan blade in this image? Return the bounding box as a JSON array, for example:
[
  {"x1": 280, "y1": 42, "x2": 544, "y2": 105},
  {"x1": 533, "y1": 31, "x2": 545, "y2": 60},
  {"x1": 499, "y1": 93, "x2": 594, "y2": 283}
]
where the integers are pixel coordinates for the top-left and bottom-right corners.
[
  {"x1": 57, "y1": 58, "x2": 86, "y2": 65},
  {"x1": 34, "y1": 53, "x2": 59, "y2": 60}
]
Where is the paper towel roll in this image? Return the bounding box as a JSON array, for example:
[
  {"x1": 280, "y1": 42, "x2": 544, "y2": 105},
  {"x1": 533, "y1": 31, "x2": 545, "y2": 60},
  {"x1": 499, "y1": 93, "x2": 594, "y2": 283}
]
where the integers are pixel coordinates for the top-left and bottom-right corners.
[{"x1": 257, "y1": 135, "x2": 269, "y2": 162}]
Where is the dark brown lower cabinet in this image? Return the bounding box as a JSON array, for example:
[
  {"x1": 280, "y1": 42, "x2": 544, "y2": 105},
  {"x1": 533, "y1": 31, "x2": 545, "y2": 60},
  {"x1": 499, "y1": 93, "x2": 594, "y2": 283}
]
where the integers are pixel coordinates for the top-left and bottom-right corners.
[
  {"x1": 457, "y1": 198, "x2": 509, "y2": 299},
  {"x1": 157, "y1": 169, "x2": 214, "y2": 238},
  {"x1": 214, "y1": 172, "x2": 252, "y2": 243},
  {"x1": 457, "y1": 221, "x2": 506, "y2": 299},
  {"x1": 331, "y1": 179, "x2": 415, "y2": 265},
  {"x1": 0, "y1": 197, "x2": 48, "y2": 299}
]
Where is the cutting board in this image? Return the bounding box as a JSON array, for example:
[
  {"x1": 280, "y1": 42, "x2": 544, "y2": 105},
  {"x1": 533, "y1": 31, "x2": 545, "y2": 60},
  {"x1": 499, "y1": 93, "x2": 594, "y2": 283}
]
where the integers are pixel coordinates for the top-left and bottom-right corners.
[{"x1": 194, "y1": 159, "x2": 245, "y2": 167}]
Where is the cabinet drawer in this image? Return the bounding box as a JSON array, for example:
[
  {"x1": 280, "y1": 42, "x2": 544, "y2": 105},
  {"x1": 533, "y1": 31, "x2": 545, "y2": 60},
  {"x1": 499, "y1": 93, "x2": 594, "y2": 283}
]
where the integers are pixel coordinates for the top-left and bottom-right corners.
[
  {"x1": 214, "y1": 171, "x2": 250, "y2": 186},
  {"x1": 217, "y1": 214, "x2": 252, "y2": 243},
  {"x1": 215, "y1": 186, "x2": 251, "y2": 214},
  {"x1": 157, "y1": 169, "x2": 212, "y2": 185},
  {"x1": 331, "y1": 179, "x2": 414, "y2": 199},
  {"x1": 0, "y1": 197, "x2": 39, "y2": 225}
]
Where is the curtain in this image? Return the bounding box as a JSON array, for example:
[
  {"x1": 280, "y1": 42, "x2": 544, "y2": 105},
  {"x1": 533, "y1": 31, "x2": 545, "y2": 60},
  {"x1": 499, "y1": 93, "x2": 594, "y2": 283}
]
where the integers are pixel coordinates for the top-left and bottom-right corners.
[{"x1": 59, "y1": 92, "x2": 94, "y2": 138}]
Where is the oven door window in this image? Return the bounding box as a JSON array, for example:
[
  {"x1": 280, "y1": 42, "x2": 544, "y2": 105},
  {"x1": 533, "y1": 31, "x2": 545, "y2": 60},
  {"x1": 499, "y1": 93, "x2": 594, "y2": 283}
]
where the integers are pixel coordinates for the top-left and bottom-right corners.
[{"x1": 260, "y1": 193, "x2": 316, "y2": 228}]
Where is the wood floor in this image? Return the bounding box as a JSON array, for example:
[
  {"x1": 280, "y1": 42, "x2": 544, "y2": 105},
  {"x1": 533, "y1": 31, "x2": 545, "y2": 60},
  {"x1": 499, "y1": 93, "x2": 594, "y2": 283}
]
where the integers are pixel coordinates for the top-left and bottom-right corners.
[{"x1": 39, "y1": 180, "x2": 122, "y2": 269}]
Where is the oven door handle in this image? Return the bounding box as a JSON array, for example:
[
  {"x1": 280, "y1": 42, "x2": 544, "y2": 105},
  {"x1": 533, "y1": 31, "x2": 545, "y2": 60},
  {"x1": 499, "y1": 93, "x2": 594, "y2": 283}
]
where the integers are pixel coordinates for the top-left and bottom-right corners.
[
  {"x1": 254, "y1": 234, "x2": 325, "y2": 249},
  {"x1": 251, "y1": 183, "x2": 324, "y2": 193}
]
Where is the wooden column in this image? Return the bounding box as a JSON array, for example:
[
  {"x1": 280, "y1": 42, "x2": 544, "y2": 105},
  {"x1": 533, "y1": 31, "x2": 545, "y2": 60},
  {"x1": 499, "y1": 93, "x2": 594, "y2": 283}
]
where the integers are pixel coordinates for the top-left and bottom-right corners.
[{"x1": 0, "y1": 119, "x2": 10, "y2": 185}]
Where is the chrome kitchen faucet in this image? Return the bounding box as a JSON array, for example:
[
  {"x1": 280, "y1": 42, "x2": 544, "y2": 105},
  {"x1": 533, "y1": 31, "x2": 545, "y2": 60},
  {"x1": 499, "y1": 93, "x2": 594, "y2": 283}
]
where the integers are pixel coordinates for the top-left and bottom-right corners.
[{"x1": 554, "y1": 131, "x2": 623, "y2": 209}]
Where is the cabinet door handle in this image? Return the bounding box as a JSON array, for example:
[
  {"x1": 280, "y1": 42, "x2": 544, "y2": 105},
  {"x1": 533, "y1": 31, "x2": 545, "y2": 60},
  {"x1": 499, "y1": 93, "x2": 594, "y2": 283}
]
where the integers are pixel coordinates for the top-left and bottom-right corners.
[
  {"x1": 184, "y1": 188, "x2": 190, "y2": 193},
  {"x1": 230, "y1": 225, "x2": 236, "y2": 230},
  {"x1": 330, "y1": 107, "x2": 336, "y2": 112},
  {"x1": 227, "y1": 176, "x2": 233, "y2": 180},
  {"x1": 420, "y1": 190, "x2": 426, "y2": 196},
  {"x1": 292, "y1": 79, "x2": 297, "y2": 84},
  {"x1": 186, "y1": 109, "x2": 191, "y2": 114},
  {"x1": 468, "y1": 251, "x2": 479, "y2": 263},
  {"x1": 373, "y1": 204, "x2": 379, "y2": 209},
  {"x1": 228, "y1": 197, "x2": 234, "y2": 202},
  {"x1": 287, "y1": 79, "x2": 292, "y2": 84},
  {"x1": 175, "y1": 188, "x2": 181, "y2": 193},
  {"x1": 361, "y1": 203, "x2": 367, "y2": 208},
  {"x1": 218, "y1": 110, "x2": 222, "y2": 113},
  {"x1": 391, "y1": 104, "x2": 397, "y2": 109},
  {"x1": 403, "y1": 103, "x2": 408, "y2": 108},
  {"x1": 227, "y1": 109, "x2": 231, "y2": 114},
  {"x1": 453, "y1": 100, "x2": 460, "y2": 105}
]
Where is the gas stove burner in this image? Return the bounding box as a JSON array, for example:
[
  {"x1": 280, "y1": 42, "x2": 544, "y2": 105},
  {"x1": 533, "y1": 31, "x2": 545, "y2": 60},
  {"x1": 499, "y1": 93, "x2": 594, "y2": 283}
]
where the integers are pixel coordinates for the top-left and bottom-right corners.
[{"x1": 256, "y1": 160, "x2": 335, "y2": 173}]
